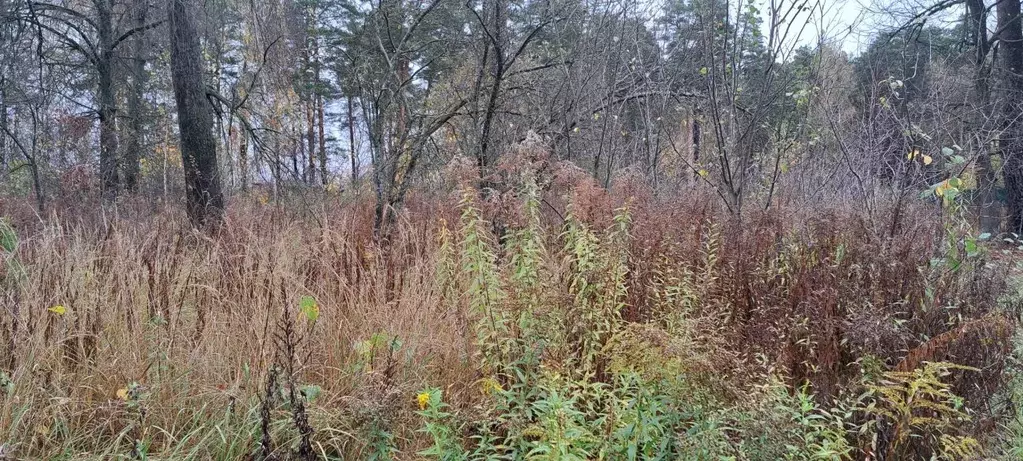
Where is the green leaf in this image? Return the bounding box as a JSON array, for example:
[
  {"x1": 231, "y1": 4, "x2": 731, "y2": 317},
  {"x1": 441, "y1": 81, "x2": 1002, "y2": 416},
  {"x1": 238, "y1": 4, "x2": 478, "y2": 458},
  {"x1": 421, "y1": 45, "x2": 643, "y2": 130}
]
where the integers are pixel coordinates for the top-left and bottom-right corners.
[
  {"x1": 978, "y1": 232, "x2": 992, "y2": 241},
  {"x1": 965, "y1": 239, "x2": 978, "y2": 257},
  {"x1": 0, "y1": 219, "x2": 16, "y2": 253},
  {"x1": 300, "y1": 384, "x2": 322, "y2": 402},
  {"x1": 941, "y1": 147, "x2": 954, "y2": 157},
  {"x1": 299, "y1": 295, "x2": 319, "y2": 323}
]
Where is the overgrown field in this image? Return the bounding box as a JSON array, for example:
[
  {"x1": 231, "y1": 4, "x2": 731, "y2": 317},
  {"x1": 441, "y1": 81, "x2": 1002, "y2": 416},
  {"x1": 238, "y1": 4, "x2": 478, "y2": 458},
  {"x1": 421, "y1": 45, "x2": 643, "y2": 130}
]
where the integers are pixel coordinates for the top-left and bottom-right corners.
[{"x1": 1, "y1": 167, "x2": 1022, "y2": 459}]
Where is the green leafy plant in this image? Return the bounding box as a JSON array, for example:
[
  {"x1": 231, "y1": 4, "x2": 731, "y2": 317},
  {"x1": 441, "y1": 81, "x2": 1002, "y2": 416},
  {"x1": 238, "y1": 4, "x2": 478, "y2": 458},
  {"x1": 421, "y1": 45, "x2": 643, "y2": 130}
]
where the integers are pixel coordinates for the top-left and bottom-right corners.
[
  {"x1": 863, "y1": 362, "x2": 980, "y2": 460},
  {"x1": 416, "y1": 388, "x2": 467, "y2": 460}
]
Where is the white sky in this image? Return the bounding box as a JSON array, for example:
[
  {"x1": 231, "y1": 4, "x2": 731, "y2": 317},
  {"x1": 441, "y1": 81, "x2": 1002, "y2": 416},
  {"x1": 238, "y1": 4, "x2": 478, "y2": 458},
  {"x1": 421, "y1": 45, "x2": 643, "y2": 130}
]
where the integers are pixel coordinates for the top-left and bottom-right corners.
[
  {"x1": 761, "y1": 0, "x2": 974, "y2": 58},
  {"x1": 823, "y1": 1, "x2": 872, "y2": 55},
  {"x1": 757, "y1": 0, "x2": 872, "y2": 57}
]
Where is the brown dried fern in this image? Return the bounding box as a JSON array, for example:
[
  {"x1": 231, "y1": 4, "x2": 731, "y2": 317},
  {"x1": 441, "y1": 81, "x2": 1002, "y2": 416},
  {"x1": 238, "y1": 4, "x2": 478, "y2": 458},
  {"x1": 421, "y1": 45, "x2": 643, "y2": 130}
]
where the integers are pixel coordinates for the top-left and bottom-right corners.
[{"x1": 894, "y1": 314, "x2": 1012, "y2": 373}]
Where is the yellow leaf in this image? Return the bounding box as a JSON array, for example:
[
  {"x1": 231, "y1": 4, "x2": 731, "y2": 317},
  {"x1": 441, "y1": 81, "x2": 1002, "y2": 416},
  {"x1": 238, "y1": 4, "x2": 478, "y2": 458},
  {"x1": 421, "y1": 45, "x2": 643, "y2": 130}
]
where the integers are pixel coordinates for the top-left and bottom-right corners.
[
  {"x1": 116, "y1": 388, "x2": 129, "y2": 401},
  {"x1": 34, "y1": 424, "x2": 50, "y2": 436},
  {"x1": 48, "y1": 305, "x2": 66, "y2": 315},
  {"x1": 922, "y1": 155, "x2": 933, "y2": 165}
]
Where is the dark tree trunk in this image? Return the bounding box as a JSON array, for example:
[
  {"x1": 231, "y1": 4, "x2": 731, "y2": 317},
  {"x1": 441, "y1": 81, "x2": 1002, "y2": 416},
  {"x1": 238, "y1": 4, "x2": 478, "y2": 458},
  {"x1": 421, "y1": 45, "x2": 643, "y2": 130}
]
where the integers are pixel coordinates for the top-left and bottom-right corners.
[
  {"x1": 98, "y1": 0, "x2": 119, "y2": 199},
  {"x1": 123, "y1": 0, "x2": 149, "y2": 192},
  {"x1": 692, "y1": 114, "x2": 701, "y2": 180},
  {"x1": 318, "y1": 94, "x2": 328, "y2": 185},
  {"x1": 98, "y1": 64, "x2": 119, "y2": 198},
  {"x1": 999, "y1": 0, "x2": 1023, "y2": 233},
  {"x1": 306, "y1": 100, "x2": 316, "y2": 184},
  {"x1": 169, "y1": 0, "x2": 224, "y2": 227},
  {"x1": 965, "y1": 0, "x2": 1000, "y2": 233},
  {"x1": 0, "y1": 78, "x2": 7, "y2": 172},
  {"x1": 348, "y1": 95, "x2": 358, "y2": 181},
  {"x1": 238, "y1": 122, "x2": 249, "y2": 190},
  {"x1": 476, "y1": 0, "x2": 506, "y2": 176}
]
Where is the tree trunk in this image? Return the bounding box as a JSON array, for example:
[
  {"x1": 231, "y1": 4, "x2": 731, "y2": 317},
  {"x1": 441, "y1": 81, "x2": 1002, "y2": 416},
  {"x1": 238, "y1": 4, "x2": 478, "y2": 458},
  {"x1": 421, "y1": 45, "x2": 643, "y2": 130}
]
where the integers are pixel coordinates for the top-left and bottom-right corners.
[
  {"x1": 0, "y1": 78, "x2": 7, "y2": 173},
  {"x1": 348, "y1": 95, "x2": 358, "y2": 181},
  {"x1": 999, "y1": 0, "x2": 1023, "y2": 233},
  {"x1": 123, "y1": 0, "x2": 149, "y2": 192},
  {"x1": 307, "y1": 100, "x2": 316, "y2": 184},
  {"x1": 965, "y1": 0, "x2": 1000, "y2": 233},
  {"x1": 318, "y1": 94, "x2": 328, "y2": 185},
  {"x1": 693, "y1": 113, "x2": 701, "y2": 182},
  {"x1": 239, "y1": 123, "x2": 248, "y2": 190},
  {"x1": 97, "y1": 0, "x2": 119, "y2": 199},
  {"x1": 169, "y1": 0, "x2": 224, "y2": 227},
  {"x1": 476, "y1": 0, "x2": 507, "y2": 176}
]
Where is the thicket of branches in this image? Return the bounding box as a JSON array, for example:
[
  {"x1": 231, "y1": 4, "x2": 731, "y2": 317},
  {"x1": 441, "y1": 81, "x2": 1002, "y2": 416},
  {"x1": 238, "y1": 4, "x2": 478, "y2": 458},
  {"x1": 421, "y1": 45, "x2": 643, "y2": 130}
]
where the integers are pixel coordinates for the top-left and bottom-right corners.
[{"x1": 0, "y1": 0, "x2": 1019, "y2": 233}]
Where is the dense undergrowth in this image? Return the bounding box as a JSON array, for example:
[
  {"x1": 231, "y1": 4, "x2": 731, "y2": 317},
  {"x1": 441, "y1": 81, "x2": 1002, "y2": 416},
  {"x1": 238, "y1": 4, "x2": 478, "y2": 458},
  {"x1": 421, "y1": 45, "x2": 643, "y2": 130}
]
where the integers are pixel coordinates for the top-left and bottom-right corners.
[{"x1": 0, "y1": 156, "x2": 1021, "y2": 459}]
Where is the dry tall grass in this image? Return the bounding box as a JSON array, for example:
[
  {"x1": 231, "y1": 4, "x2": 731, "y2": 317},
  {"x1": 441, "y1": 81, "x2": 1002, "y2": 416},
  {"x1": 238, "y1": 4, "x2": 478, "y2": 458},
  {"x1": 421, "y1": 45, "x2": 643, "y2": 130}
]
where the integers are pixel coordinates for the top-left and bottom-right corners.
[
  {"x1": 1, "y1": 192, "x2": 475, "y2": 457},
  {"x1": 0, "y1": 170, "x2": 1017, "y2": 458}
]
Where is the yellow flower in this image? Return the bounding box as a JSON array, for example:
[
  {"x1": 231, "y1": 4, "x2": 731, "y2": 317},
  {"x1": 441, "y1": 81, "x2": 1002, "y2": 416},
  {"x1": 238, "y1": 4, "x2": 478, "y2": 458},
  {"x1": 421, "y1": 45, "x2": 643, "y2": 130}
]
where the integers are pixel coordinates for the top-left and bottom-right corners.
[
  {"x1": 479, "y1": 377, "x2": 502, "y2": 396},
  {"x1": 522, "y1": 425, "x2": 545, "y2": 439},
  {"x1": 417, "y1": 392, "x2": 431, "y2": 410},
  {"x1": 116, "y1": 388, "x2": 129, "y2": 401}
]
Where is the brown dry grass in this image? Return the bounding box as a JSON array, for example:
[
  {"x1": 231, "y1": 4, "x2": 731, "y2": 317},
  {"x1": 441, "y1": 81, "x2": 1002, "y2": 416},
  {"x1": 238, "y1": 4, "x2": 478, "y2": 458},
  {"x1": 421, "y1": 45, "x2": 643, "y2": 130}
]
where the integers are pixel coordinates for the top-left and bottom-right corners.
[
  {"x1": 0, "y1": 173, "x2": 1016, "y2": 458},
  {"x1": 1, "y1": 192, "x2": 478, "y2": 457}
]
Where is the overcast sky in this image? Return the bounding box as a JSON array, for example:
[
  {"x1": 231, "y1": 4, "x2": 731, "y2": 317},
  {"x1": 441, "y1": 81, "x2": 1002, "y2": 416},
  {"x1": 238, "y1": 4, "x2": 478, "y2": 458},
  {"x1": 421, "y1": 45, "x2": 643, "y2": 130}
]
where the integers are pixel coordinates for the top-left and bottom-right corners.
[
  {"x1": 771, "y1": 0, "x2": 973, "y2": 57},
  {"x1": 759, "y1": 0, "x2": 871, "y2": 57}
]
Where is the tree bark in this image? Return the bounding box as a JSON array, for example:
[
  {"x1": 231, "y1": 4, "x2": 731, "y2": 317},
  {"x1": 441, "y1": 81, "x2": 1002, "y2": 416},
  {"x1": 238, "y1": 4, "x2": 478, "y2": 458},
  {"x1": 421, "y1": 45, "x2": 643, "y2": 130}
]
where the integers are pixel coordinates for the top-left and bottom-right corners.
[
  {"x1": 964, "y1": 0, "x2": 999, "y2": 233},
  {"x1": 999, "y1": 0, "x2": 1023, "y2": 233},
  {"x1": 169, "y1": 0, "x2": 224, "y2": 227},
  {"x1": 97, "y1": 0, "x2": 119, "y2": 199},
  {"x1": 348, "y1": 95, "x2": 358, "y2": 181},
  {"x1": 476, "y1": 0, "x2": 507, "y2": 175},
  {"x1": 306, "y1": 100, "x2": 316, "y2": 184},
  {"x1": 238, "y1": 122, "x2": 248, "y2": 190},
  {"x1": 318, "y1": 94, "x2": 328, "y2": 185},
  {"x1": 0, "y1": 77, "x2": 7, "y2": 173},
  {"x1": 123, "y1": 0, "x2": 149, "y2": 192}
]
